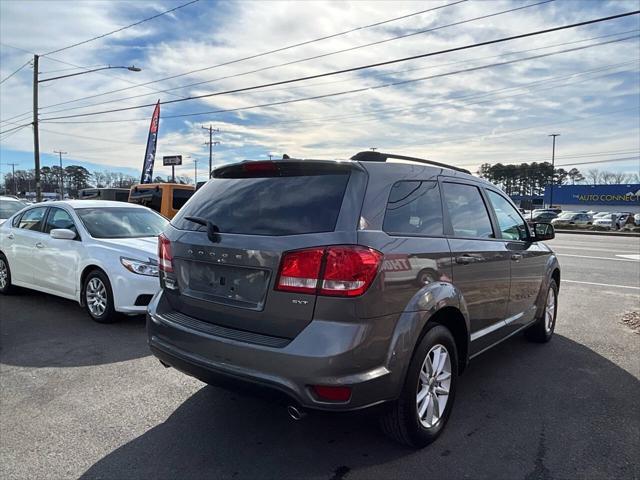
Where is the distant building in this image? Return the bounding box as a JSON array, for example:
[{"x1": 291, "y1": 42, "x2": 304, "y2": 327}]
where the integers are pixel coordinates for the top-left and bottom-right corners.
[{"x1": 543, "y1": 184, "x2": 640, "y2": 213}]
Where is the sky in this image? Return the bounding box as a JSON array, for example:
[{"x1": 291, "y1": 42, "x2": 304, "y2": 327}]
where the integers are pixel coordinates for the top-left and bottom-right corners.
[{"x1": 1, "y1": 0, "x2": 639, "y2": 183}]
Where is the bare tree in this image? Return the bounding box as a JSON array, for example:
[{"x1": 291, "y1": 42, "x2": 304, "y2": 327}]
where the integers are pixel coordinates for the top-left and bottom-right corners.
[
  {"x1": 612, "y1": 172, "x2": 631, "y2": 184},
  {"x1": 585, "y1": 169, "x2": 601, "y2": 184}
]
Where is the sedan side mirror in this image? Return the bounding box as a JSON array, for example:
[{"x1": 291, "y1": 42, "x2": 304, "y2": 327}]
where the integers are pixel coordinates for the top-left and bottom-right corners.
[
  {"x1": 50, "y1": 228, "x2": 76, "y2": 240},
  {"x1": 532, "y1": 222, "x2": 555, "y2": 241}
]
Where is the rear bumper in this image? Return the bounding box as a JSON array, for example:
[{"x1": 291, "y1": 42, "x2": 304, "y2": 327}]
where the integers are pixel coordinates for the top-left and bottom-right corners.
[{"x1": 147, "y1": 291, "x2": 402, "y2": 411}]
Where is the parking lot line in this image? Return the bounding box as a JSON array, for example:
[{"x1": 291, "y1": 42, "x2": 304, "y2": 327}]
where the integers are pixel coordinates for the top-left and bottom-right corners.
[
  {"x1": 557, "y1": 254, "x2": 639, "y2": 262},
  {"x1": 563, "y1": 279, "x2": 640, "y2": 290}
]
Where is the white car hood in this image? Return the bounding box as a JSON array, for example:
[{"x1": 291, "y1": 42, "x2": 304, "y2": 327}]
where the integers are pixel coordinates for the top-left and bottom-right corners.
[{"x1": 97, "y1": 236, "x2": 157, "y2": 259}]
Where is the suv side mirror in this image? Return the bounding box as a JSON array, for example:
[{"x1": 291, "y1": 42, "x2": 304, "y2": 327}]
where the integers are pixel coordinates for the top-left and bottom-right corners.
[
  {"x1": 50, "y1": 228, "x2": 76, "y2": 240},
  {"x1": 532, "y1": 222, "x2": 554, "y2": 241}
]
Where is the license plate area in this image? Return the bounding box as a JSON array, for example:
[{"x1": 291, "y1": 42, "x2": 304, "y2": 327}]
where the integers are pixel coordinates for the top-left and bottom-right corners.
[{"x1": 176, "y1": 259, "x2": 270, "y2": 310}]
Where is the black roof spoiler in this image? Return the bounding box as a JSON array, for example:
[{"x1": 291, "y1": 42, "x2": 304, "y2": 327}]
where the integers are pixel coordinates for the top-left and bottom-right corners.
[{"x1": 350, "y1": 151, "x2": 471, "y2": 174}]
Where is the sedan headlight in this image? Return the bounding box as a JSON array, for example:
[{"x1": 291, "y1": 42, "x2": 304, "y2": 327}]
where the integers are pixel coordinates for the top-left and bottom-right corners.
[{"x1": 120, "y1": 257, "x2": 159, "y2": 277}]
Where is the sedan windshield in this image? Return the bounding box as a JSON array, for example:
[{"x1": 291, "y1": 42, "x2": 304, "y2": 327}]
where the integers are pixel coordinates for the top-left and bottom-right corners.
[
  {"x1": 76, "y1": 207, "x2": 168, "y2": 238},
  {"x1": 557, "y1": 212, "x2": 576, "y2": 219},
  {"x1": 0, "y1": 199, "x2": 26, "y2": 218}
]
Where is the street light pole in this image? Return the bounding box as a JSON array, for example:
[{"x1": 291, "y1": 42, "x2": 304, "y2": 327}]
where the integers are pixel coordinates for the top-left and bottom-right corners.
[
  {"x1": 548, "y1": 134, "x2": 560, "y2": 207},
  {"x1": 32, "y1": 62, "x2": 141, "y2": 202}
]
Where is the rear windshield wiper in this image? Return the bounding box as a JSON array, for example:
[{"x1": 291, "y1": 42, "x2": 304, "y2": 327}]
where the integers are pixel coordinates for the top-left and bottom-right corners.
[{"x1": 185, "y1": 216, "x2": 221, "y2": 243}]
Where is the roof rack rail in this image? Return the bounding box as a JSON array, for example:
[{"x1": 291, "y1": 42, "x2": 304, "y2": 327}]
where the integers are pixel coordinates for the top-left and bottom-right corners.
[{"x1": 350, "y1": 151, "x2": 471, "y2": 174}]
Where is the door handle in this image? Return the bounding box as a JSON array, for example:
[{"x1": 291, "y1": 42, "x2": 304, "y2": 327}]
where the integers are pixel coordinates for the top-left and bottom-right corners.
[
  {"x1": 7, "y1": 233, "x2": 14, "y2": 240},
  {"x1": 455, "y1": 255, "x2": 475, "y2": 265},
  {"x1": 35, "y1": 242, "x2": 44, "y2": 249},
  {"x1": 511, "y1": 253, "x2": 523, "y2": 261}
]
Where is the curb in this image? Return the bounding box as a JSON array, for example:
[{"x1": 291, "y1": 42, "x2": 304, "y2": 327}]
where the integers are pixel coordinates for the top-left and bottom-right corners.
[{"x1": 555, "y1": 229, "x2": 640, "y2": 237}]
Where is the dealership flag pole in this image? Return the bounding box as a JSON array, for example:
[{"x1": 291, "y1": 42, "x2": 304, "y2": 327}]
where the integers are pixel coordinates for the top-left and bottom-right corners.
[{"x1": 140, "y1": 101, "x2": 160, "y2": 184}]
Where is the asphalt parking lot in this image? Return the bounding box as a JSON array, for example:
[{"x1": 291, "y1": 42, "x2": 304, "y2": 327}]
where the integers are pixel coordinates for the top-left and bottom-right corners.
[{"x1": 1, "y1": 232, "x2": 638, "y2": 480}]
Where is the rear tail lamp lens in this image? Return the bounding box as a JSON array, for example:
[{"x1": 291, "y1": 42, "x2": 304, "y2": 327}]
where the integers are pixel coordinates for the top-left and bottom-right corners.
[
  {"x1": 311, "y1": 385, "x2": 352, "y2": 402},
  {"x1": 320, "y1": 246, "x2": 382, "y2": 296},
  {"x1": 275, "y1": 245, "x2": 382, "y2": 297},
  {"x1": 275, "y1": 248, "x2": 324, "y2": 294},
  {"x1": 158, "y1": 233, "x2": 174, "y2": 273}
]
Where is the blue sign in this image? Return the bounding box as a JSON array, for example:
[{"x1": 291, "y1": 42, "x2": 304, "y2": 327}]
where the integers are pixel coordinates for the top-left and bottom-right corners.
[{"x1": 544, "y1": 184, "x2": 640, "y2": 206}]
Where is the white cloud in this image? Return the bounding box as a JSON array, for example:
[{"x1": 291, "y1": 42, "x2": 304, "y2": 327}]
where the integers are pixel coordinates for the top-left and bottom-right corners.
[{"x1": 1, "y1": 0, "x2": 639, "y2": 179}]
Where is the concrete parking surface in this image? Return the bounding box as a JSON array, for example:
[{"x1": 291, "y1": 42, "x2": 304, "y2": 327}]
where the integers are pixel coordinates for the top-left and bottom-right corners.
[{"x1": 1, "y1": 233, "x2": 639, "y2": 480}]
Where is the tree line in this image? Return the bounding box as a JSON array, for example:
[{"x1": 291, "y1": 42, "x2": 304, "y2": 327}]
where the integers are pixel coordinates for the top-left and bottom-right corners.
[
  {"x1": 478, "y1": 162, "x2": 639, "y2": 197},
  {"x1": 2, "y1": 166, "x2": 193, "y2": 197}
]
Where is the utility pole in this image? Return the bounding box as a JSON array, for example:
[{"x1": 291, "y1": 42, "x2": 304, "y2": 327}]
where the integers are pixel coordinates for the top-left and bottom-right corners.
[
  {"x1": 54, "y1": 150, "x2": 67, "y2": 199},
  {"x1": 7, "y1": 163, "x2": 18, "y2": 195},
  {"x1": 202, "y1": 125, "x2": 219, "y2": 178},
  {"x1": 193, "y1": 158, "x2": 198, "y2": 185},
  {"x1": 33, "y1": 55, "x2": 41, "y2": 202},
  {"x1": 548, "y1": 134, "x2": 560, "y2": 207}
]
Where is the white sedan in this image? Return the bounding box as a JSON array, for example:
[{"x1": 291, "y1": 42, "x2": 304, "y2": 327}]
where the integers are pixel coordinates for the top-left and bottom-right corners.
[{"x1": 0, "y1": 200, "x2": 167, "y2": 323}]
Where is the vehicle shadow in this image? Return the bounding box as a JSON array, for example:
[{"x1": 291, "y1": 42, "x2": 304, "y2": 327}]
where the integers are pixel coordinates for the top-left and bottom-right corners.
[
  {"x1": 0, "y1": 288, "x2": 149, "y2": 367},
  {"x1": 80, "y1": 334, "x2": 640, "y2": 480}
]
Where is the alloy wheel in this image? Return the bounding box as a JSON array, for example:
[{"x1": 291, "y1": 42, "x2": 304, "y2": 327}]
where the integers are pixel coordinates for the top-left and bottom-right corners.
[
  {"x1": 86, "y1": 277, "x2": 107, "y2": 317},
  {"x1": 545, "y1": 287, "x2": 556, "y2": 333},
  {"x1": 0, "y1": 259, "x2": 7, "y2": 289},
  {"x1": 416, "y1": 344, "x2": 452, "y2": 428}
]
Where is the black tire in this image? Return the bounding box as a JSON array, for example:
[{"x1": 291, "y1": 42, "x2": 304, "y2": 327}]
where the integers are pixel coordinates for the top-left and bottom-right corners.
[
  {"x1": 0, "y1": 253, "x2": 14, "y2": 294},
  {"x1": 380, "y1": 324, "x2": 458, "y2": 448},
  {"x1": 83, "y1": 269, "x2": 119, "y2": 323},
  {"x1": 525, "y1": 279, "x2": 558, "y2": 343}
]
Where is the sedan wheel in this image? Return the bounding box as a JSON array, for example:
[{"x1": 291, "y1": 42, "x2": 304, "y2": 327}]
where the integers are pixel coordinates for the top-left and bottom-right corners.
[
  {"x1": 0, "y1": 254, "x2": 13, "y2": 294},
  {"x1": 0, "y1": 257, "x2": 9, "y2": 291},
  {"x1": 83, "y1": 270, "x2": 118, "y2": 323},
  {"x1": 86, "y1": 277, "x2": 107, "y2": 317}
]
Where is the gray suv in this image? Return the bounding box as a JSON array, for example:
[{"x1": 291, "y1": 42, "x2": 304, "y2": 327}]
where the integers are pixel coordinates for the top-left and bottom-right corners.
[{"x1": 147, "y1": 151, "x2": 560, "y2": 447}]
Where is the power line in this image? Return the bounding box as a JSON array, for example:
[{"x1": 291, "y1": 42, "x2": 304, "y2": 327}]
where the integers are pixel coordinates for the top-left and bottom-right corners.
[
  {"x1": 41, "y1": 33, "x2": 640, "y2": 124},
  {"x1": 37, "y1": 0, "x2": 470, "y2": 111},
  {"x1": 0, "y1": 58, "x2": 32, "y2": 85},
  {"x1": 6, "y1": 27, "x2": 632, "y2": 127},
  {"x1": 38, "y1": 10, "x2": 640, "y2": 122},
  {"x1": 37, "y1": 0, "x2": 549, "y2": 113},
  {"x1": 0, "y1": 122, "x2": 32, "y2": 136},
  {"x1": 0, "y1": 124, "x2": 30, "y2": 142},
  {"x1": 42, "y1": 0, "x2": 200, "y2": 56},
  {"x1": 0, "y1": 46, "x2": 190, "y2": 126}
]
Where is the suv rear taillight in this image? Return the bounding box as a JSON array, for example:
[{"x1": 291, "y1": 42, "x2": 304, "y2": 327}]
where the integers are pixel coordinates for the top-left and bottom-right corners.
[
  {"x1": 158, "y1": 233, "x2": 174, "y2": 273},
  {"x1": 275, "y1": 245, "x2": 382, "y2": 297}
]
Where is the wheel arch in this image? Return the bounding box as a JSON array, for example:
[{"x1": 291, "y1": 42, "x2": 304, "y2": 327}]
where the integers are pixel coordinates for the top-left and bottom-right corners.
[
  {"x1": 389, "y1": 282, "x2": 471, "y2": 392},
  {"x1": 79, "y1": 264, "x2": 109, "y2": 306}
]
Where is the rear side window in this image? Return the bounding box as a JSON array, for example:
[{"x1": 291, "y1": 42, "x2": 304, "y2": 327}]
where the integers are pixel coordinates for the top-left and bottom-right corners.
[
  {"x1": 383, "y1": 181, "x2": 443, "y2": 236},
  {"x1": 173, "y1": 173, "x2": 350, "y2": 235},
  {"x1": 172, "y1": 189, "x2": 194, "y2": 210},
  {"x1": 442, "y1": 183, "x2": 494, "y2": 239},
  {"x1": 18, "y1": 207, "x2": 47, "y2": 231},
  {"x1": 129, "y1": 188, "x2": 162, "y2": 213}
]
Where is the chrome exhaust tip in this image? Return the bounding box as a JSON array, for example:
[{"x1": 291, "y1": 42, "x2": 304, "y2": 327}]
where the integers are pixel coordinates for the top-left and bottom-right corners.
[{"x1": 287, "y1": 405, "x2": 306, "y2": 421}]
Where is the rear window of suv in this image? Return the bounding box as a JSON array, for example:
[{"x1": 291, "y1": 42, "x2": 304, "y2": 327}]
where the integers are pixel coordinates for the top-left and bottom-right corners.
[{"x1": 173, "y1": 170, "x2": 351, "y2": 236}]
